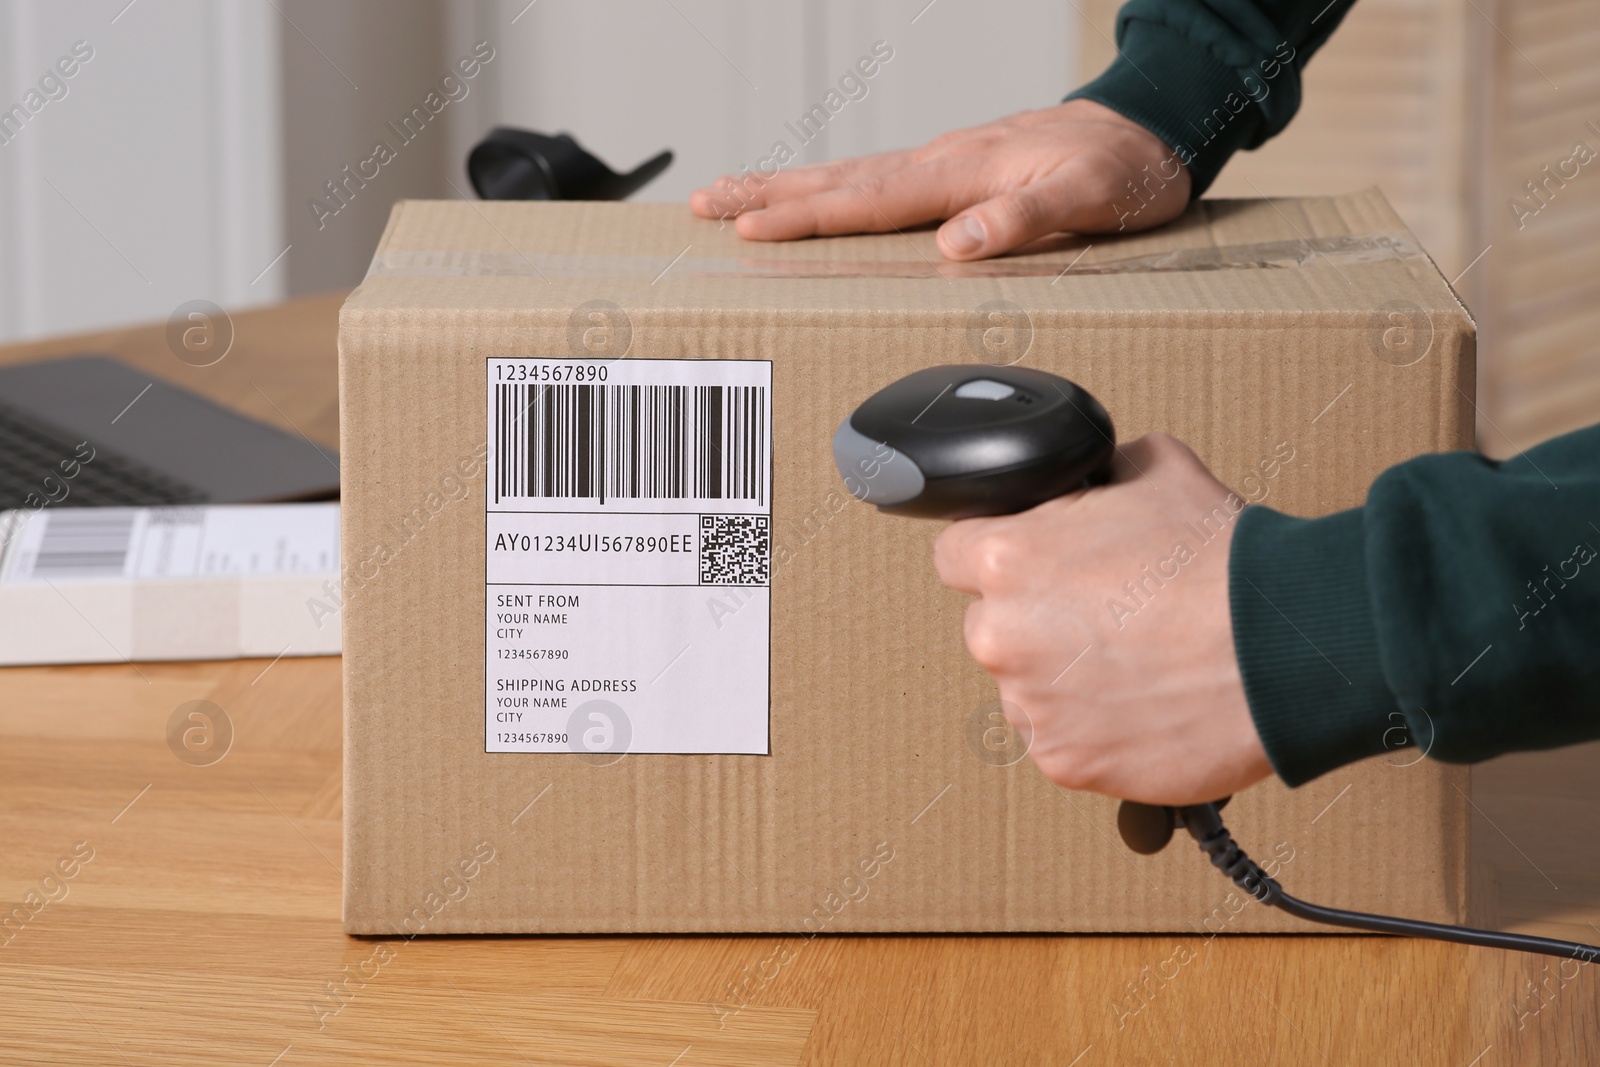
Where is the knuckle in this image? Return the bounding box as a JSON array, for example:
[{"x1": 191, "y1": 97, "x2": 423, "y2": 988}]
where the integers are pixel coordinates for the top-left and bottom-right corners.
[
  {"x1": 931, "y1": 527, "x2": 959, "y2": 573},
  {"x1": 970, "y1": 532, "x2": 1016, "y2": 585},
  {"x1": 1034, "y1": 749, "x2": 1086, "y2": 790},
  {"x1": 777, "y1": 200, "x2": 821, "y2": 237},
  {"x1": 990, "y1": 193, "x2": 1044, "y2": 238},
  {"x1": 1039, "y1": 748, "x2": 1105, "y2": 793},
  {"x1": 854, "y1": 175, "x2": 889, "y2": 203},
  {"x1": 962, "y1": 610, "x2": 1011, "y2": 672},
  {"x1": 1145, "y1": 432, "x2": 1199, "y2": 466},
  {"x1": 1071, "y1": 751, "x2": 1111, "y2": 794},
  {"x1": 1083, "y1": 169, "x2": 1127, "y2": 207},
  {"x1": 962, "y1": 625, "x2": 997, "y2": 669}
]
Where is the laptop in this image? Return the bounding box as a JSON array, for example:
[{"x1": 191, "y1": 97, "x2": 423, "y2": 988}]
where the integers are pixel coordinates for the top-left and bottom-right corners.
[{"x1": 0, "y1": 354, "x2": 340, "y2": 508}]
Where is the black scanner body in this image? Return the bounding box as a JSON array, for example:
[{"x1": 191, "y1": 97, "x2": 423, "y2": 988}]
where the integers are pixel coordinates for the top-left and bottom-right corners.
[{"x1": 832, "y1": 365, "x2": 1115, "y2": 520}]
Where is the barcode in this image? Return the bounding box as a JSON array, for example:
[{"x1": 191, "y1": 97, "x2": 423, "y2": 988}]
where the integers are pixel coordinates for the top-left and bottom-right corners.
[
  {"x1": 30, "y1": 509, "x2": 136, "y2": 579},
  {"x1": 495, "y1": 383, "x2": 768, "y2": 505}
]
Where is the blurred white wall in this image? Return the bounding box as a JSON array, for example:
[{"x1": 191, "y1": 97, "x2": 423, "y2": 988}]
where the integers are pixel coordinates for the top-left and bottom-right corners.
[
  {"x1": 0, "y1": 0, "x2": 285, "y2": 342},
  {"x1": 0, "y1": 0, "x2": 1079, "y2": 343},
  {"x1": 447, "y1": 0, "x2": 1078, "y2": 202},
  {"x1": 280, "y1": 0, "x2": 457, "y2": 296}
]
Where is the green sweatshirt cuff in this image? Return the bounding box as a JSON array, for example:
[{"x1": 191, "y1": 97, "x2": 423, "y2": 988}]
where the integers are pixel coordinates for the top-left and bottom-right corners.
[
  {"x1": 1229, "y1": 505, "x2": 1402, "y2": 787},
  {"x1": 1064, "y1": 20, "x2": 1266, "y2": 198}
]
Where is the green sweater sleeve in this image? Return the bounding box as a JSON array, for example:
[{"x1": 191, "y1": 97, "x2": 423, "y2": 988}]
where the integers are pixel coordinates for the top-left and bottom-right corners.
[
  {"x1": 1064, "y1": 0, "x2": 1360, "y2": 196},
  {"x1": 1230, "y1": 423, "x2": 1600, "y2": 787}
]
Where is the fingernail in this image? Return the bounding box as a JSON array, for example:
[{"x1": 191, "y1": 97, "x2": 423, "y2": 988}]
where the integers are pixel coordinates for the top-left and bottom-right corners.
[{"x1": 943, "y1": 216, "x2": 986, "y2": 255}]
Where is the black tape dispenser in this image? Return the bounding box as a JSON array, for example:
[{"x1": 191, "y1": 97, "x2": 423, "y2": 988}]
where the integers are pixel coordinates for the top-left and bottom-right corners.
[
  {"x1": 468, "y1": 128, "x2": 672, "y2": 201},
  {"x1": 834, "y1": 363, "x2": 1600, "y2": 961}
]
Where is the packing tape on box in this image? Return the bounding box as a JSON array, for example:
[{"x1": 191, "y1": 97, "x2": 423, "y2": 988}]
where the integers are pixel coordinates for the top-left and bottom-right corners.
[{"x1": 364, "y1": 232, "x2": 1423, "y2": 282}]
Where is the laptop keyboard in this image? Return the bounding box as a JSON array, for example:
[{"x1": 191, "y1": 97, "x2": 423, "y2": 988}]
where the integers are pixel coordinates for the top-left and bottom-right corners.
[{"x1": 0, "y1": 398, "x2": 208, "y2": 508}]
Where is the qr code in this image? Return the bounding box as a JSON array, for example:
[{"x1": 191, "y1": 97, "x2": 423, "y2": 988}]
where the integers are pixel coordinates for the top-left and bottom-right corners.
[{"x1": 699, "y1": 515, "x2": 770, "y2": 585}]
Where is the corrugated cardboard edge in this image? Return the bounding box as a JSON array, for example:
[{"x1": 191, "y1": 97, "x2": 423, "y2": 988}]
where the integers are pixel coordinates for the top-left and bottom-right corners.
[
  {"x1": 1384, "y1": 194, "x2": 1478, "y2": 936},
  {"x1": 1346, "y1": 188, "x2": 1474, "y2": 934}
]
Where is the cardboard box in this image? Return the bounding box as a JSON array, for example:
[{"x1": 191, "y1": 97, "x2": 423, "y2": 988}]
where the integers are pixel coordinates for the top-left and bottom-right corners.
[{"x1": 339, "y1": 189, "x2": 1474, "y2": 934}]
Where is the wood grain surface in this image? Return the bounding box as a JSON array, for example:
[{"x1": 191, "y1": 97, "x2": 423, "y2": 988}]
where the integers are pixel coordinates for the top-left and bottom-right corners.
[{"x1": 1, "y1": 297, "x2": 1596, "y2": 1065}]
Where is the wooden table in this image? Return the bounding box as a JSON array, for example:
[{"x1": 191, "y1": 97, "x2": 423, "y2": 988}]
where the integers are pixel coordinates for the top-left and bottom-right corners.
[{"x1": 2, "y1": 296, "x2": 1597, "y2": 1065}]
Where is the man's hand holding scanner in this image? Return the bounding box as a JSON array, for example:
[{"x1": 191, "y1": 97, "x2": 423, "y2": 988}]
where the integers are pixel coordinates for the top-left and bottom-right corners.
[{"x1": 932, "y1": 434, "x2": 1273, "y2": 806}]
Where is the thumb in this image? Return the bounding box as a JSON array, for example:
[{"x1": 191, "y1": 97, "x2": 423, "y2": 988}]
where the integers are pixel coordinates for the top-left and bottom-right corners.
[{"x1": 935, "y1": 170, "x2": 1157, "y2": 260}]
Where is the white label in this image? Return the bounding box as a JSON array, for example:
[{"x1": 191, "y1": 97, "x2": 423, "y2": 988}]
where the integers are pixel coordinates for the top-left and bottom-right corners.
[
  {"x1": 485, "y1": 358, "x2": 772, "y2": 755},
  {"x1": 0, "y1": 504, "x2": 340, "y2": 584}
]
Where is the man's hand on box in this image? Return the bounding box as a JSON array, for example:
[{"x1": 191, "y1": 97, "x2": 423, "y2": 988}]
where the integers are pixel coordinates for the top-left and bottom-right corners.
[
  {"x1": 689, "y1": 99, "x2": 1189, "y2": 261},
  {"x1": 932, "y1": 434, "x2": 1273, "y2": 806}
]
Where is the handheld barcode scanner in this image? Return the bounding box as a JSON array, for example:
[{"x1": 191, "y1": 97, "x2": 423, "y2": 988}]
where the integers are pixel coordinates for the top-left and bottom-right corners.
[
  {"x1": 831, "y1": 365, "x2": 1115, "y2": 518},
  {"x1": 835, "y1": 363, "x2": 1600, "y2": 963}
]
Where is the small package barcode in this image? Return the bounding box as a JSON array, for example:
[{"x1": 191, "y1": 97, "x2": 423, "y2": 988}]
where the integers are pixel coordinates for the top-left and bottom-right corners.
[
  {"x1": 494, "y1": 383, "x2": 768, "y2": 505},
  {"x1": 28, "y1": 509, "x2": 136, "y2": 579}
]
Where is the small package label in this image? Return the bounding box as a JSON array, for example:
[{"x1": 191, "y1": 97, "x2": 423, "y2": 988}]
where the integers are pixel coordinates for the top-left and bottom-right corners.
[
  {"x1": 0, "y1": 503, "x2": 341, "y2": 666},
  {"x1": 0, "y1": 504, "x2": 339, "y2": 584},
  {"x1": 485, "y1": 358, "x2": 772, "y2": 755}
]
